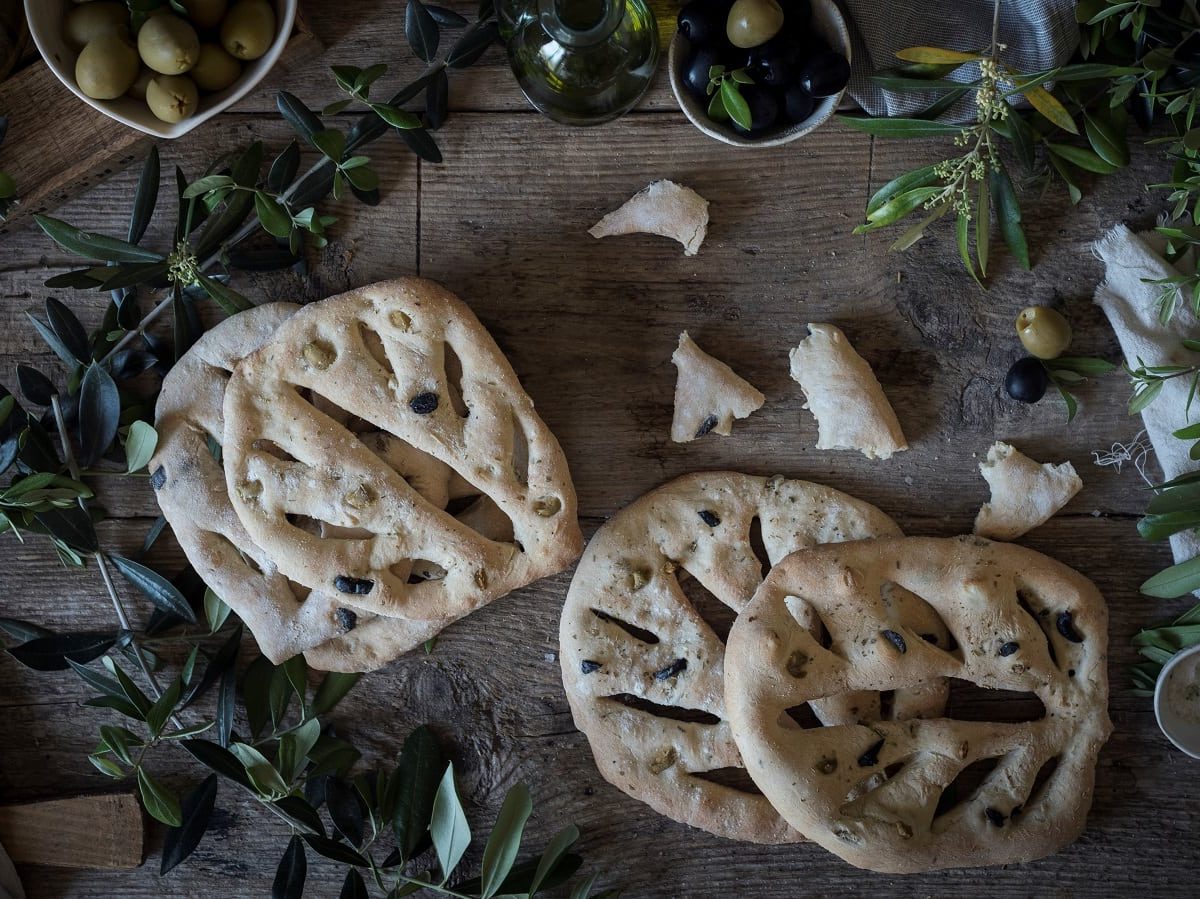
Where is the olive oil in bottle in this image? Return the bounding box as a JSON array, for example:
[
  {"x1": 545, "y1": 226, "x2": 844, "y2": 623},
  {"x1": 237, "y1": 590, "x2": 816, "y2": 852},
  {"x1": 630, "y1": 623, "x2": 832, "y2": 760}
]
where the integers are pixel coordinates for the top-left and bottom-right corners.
[{"x1": 500, "y1": 0, "x2": 659, "y2": 125}]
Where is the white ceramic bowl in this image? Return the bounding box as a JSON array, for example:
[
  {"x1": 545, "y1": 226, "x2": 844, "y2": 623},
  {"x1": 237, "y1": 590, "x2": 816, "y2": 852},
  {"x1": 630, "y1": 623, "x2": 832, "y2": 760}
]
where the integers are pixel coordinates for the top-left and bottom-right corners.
[
  {"x1": 668, "y1": 0, "x2": 851, "y2": 148},
  {"x1": 25, "y1": 0, "x2": 297, "y2": 139},
  {"x1": 1154, "y1": 642, "x2": 1200, "y2": 759}
]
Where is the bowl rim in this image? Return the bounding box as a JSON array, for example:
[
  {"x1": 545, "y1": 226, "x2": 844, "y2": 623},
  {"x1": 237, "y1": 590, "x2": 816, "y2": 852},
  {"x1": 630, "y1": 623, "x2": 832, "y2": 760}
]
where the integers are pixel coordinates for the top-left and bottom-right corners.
[
  {"x1": 667, "y1": 0, "x2": 851, "y2": 148},
  {"x1": 24, "y1": 0, "x2": 298, "y2": 140},
  {"x1": 1153, "y1": 642, "x2": 1200, "y2": 760}
]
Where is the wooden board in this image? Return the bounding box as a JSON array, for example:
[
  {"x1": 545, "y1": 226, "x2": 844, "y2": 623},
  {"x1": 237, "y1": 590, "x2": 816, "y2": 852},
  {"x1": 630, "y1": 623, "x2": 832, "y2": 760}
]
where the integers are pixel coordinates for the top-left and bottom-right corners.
[
  {"x1": 0, "y1": 7, "x2": 320, "y2": 236},
  {"x1": 0, "y1": 794, "x2": 143, "y2": 869},
  {"x1": 0, "y1": 2, "x2": 1197, "y2": 897}
]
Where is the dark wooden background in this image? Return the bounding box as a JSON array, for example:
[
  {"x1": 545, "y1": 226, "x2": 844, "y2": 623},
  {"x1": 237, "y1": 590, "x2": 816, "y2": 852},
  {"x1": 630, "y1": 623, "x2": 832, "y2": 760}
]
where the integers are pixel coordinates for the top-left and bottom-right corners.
[{"x1": 0, "y1": 2, "x2": 1195, "y2": 896}]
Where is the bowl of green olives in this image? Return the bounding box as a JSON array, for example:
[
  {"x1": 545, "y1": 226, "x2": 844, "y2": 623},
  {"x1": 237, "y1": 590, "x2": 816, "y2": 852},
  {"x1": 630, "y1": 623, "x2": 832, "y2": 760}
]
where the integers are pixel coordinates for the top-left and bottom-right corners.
[
  {"x1": 669, "y1": 0, "x2": 851, "y2": 147},
  {"x1": 26, "y1": 0, "x2": 296, "y2": 139}
]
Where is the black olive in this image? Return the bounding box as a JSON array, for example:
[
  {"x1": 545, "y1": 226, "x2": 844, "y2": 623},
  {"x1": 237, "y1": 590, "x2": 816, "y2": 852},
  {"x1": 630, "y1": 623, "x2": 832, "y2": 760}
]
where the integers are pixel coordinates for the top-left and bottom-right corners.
[
  {"x1": 798, "y1": 50, "x2": 850, "y2": 98},
  {"x1": 150, "y1": 465, "x2": 167, "y2": 490},
  {"x1": 920, "y1": 632, "x2": 939, "y2": 645},
  {"x1": 998, "y1": 641, "x2": 1020, "y2": 657},
  {"x1": 335, "y1": 607, "x2": 358, "y2": 631},
  {"x1": 695, "y1": 413, "x2": 719, "y2": 438},
  {"x1": 334, "y1": 575, "x2": 375, "y2": 595},
  {"x1": 881, "y1": 629, "x2": 907, "y2": 654},
  {"x1": 732, "y1": 86, "x2": 779, "y2": 134},
  {"x1": 409, "y1": 391, "x2": 439, "y2": 415},
  {"x1": 654, "y1": 658, "x2": 688, "y2": 680},
  {"x1": 580, "y1": 659, "x2": 602, "y2": 674},
  {"x1": 744, "y1": 35, "x2": 799, "y2": 87},
  {"x1": 1004, "y1": 357, "x2": 1048, "y2": 404},
  {"x1": 1056, "y1": 610, "x2": 1084, "y2": 643},
  {"x1": 857, "y1": 737, "x2": 884, "y2": 767},
  {"x1": 780, "y1": 82, "x2": 814, "y2": 124},
  {"x1": 677, "y1": 0, "x2": 733, "y2": 48},
  {"x1": 780, "y1": 0, "x2": 812, "y2": 37},
  {"x1": 698, "y1": 509, "x2": 721, "y2": 526},
  {"x1": 984, "y1": 807, "x2": 1006, "y2": 827},
  {"x1": 682, "y1": 46, "x2": 723, "y2": 100}
]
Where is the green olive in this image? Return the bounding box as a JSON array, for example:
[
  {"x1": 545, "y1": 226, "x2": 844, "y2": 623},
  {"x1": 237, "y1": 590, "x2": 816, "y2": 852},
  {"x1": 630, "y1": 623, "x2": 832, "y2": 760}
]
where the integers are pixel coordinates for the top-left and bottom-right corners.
[
  {"x1": 191, "y1": 42, "x2": 242, "y2": 91},
  {"x1": 180, "y1": 0, "x2": 229, "y2": 29},
  {"x1": 137, "y1": 14, "x2": 200, "y2": 75},
  {"x1": 1016, "y1": 306, "x2": 1073, "y2": 360},
  {"x1": 127, "y1": 66, "x2": 154, "y2": 100},
  {"x1": 75, "y1": 33, "x2": 139, "y2": 100},
  {"x1": 221, "y1": 0, "x2": 277, "y2": 61},
  {"x1": 726, "y1": 0, "x2": 784, "y2": 49},
  {"x1": 63, "y1": 1, "x2": 128, "y2": 51},
  {"x1": 146, "y1": 73, "x2": 199, "y2": 122}
]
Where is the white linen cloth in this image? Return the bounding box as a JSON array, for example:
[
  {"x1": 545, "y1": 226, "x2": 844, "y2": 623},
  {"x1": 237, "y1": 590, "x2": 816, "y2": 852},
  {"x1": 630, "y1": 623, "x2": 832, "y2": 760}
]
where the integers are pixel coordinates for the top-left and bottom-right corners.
[{"x1": 1094, "y1": 224, "x2": 1200, "y2": 568}]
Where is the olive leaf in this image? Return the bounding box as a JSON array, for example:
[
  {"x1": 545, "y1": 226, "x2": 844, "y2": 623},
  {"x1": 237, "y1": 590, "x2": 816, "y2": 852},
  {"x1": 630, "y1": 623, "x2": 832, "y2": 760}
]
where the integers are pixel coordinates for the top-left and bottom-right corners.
[
  {"x1": 109, "y1": 554, "x2": 197, "y2": 624},
  {"x1": 1024, "y1": 84, "x2": 1079, "y2": 134},
  {"x1": 272, "y1": 835, "x2": 307, "y2": 899},
  {"x1": 35, "y1": 216, "x2": 164, "y2": 264},
  {"x1": 406, "y1": 0, "x2": 441, "y2": 62},
  {"x1": 839, "y1": 116, "x2": 965, "y2": 137},
  {"x1": 6, "y1": 631, "x2": 119, "y2": 671},
  {"x1": 339, "y1": 870, "x2": 369, "y2": 899},
  {"x1": 1142, "y1": 555, "x2": 1200, "y2": 598},
  {"x1": 129, "y1": 146, "x2": 161, "y2": 246},
  {"x1": 16, "y1": 365, "x2": 54, "y2": 407},
  {"x1": 311, "y1": 670, "x2": 360, "y2": 716},
  {"x1": 445, "y1": 21, "x2": 499, "y2": 68},
  {"x1": 124, "y1": 420, "x2": 158, "y2": 473},
  {"x1": 78, "y1": 363, "x2": 120, "y2": 467},
  {"x1": 138, "y1": 768, "x2": 183, "y2": 827},
  {"x1": 480, "y1": 783, "x2": 533, "y2": 898},
  {"x1": 161, "y1": 774, "x2": 218, "y2": 876},
  {"x1": 180, "y1": 739, "x2": 254, "y2": 790},
  {"x1": 989, "y1": 163, "x2": 1030, "y2": 270},
  {"x1": 46, "y1": 297, "x2": 91, "y2": 363},
  {"x1": 393, "y1": 725, "x2": 445, "y2": 860},
  {"x1": 327, "y1": 776, "x2": 368, "y2": 847},
  {"x1": 430, "y1": 763, "x2": 471, "y2": 881}
]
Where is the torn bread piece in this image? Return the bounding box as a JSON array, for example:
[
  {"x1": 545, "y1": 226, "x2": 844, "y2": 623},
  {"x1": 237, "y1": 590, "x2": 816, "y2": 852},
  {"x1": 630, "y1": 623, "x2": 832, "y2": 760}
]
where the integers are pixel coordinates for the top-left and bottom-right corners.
[
  {"x1": 788, "y1": 323, "x2": 907, "y2": 460},
  {"x1": 671, "y1": 331, "x2": 764, "y2": 443},
  {"x1": 974, "y1": 441, "x2": 1082, "y2": 540},
  {"x1": 588, "y1": 180, "x2": 709, "y2": 256}
]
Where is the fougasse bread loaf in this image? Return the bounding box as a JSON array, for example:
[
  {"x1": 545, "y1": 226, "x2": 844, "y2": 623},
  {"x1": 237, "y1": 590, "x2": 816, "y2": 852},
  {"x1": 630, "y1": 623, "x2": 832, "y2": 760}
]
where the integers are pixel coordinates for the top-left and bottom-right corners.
[
  {"x1": 560, "y1": 472, "x2": 953, "y2": 844},
  {"x1": 724, "y1": 536, "x2": 1111, "y2": 873},
  {"x1": 221, "y1": 278, "x2": 583, "y2": 624},
  {"x1": 151, "y1": 302, "x2": 462, "y2": 672}
]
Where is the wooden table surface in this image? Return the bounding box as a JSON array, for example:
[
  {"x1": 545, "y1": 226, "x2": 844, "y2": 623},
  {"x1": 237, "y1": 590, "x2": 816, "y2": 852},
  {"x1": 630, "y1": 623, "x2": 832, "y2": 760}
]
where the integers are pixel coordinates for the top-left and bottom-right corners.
[{"x1": 0, "y1": 3, "x2": 1195, "y2": 897}]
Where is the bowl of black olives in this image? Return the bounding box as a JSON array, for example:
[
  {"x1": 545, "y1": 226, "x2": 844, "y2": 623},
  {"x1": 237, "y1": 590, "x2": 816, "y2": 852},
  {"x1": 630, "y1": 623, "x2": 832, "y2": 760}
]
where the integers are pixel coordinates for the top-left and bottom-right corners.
[{"x1": 670, "y1": 0, "x2": 851, "y2": 147}]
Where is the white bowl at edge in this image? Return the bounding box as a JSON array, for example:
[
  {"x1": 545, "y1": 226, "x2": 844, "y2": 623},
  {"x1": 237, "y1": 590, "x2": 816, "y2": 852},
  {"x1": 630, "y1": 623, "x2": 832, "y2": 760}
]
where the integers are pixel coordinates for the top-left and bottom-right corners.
[
  {"x1": 1154, "y1": 642, "x2": 1200, "y2": 760},
  {"x1": 24, "y1": 0, "x2": 298, "y2": 140},
  {"x1": 668, "y1": 0, "x2": 851, "y2": 148}
]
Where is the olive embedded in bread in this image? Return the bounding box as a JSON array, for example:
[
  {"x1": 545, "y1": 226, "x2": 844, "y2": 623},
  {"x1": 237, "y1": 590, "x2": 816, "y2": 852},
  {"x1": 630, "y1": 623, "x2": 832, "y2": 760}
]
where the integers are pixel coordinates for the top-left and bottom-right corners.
[
  {"x1": 137, "y1": 14, "x2": 201, "y2": 75},
  {"x1": 75, "y1": 33, "x2": 140, "y2": 100}
]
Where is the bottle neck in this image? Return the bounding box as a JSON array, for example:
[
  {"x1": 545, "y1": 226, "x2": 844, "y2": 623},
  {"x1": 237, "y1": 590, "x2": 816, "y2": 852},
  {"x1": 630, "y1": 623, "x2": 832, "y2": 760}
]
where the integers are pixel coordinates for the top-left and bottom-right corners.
[{"x1": 537, "y1": 0, "x2": 626, "y2": 47}]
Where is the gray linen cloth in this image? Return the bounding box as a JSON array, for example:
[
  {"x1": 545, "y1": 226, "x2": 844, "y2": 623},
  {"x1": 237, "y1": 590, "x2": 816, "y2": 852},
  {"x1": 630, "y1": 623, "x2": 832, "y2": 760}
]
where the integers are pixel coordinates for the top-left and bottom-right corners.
[{"x1": 840, "y1": 0, "x2": 1081, "y2": 120}]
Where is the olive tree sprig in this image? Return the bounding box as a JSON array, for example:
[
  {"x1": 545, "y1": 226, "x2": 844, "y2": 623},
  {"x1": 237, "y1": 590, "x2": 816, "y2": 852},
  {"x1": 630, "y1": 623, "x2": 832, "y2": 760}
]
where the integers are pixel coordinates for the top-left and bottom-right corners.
[{"x1": 841, "y1": 0, "x2": 1137, "y2": 283}]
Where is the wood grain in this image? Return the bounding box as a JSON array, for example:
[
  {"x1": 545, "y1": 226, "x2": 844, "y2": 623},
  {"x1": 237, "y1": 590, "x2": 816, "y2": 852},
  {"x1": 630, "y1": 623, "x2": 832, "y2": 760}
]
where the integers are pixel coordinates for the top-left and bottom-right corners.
[
  {"x1": 0, "y1": 794, "x2": 143, "y2": 869},
  {"x1": 0, "y1": 1, "x2": 1196, "y2": 897}
]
